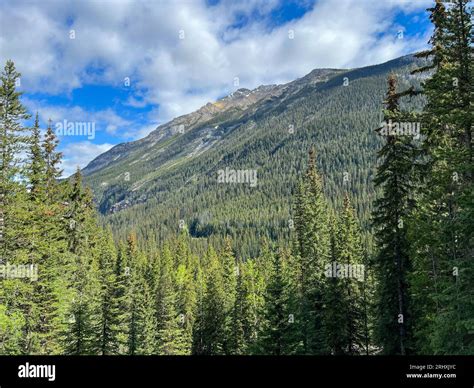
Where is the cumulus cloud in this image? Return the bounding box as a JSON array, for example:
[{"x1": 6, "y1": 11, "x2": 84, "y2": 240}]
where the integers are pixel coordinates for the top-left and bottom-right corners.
[
  {"x1": 1, "y1": 0, "x2": 431, "y2": 111},
  {"x1": 23, "y1": 97, "x2": 133, "y2": 136},
  {"x1": 61, "y1": 141, "x2": 114, "y2": 177},
  {"x1": 0, "y1": 0, "x2": 433, "y2": 171}
]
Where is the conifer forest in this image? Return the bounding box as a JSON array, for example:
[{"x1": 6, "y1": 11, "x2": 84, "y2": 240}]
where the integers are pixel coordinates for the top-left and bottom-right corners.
[{"x1": 0, "y1": 0, "x2": 472, "y2": 361}]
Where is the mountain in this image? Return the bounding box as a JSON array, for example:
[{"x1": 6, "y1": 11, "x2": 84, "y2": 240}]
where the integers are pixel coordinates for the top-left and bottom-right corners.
[{"x1": 82, "y1": 54, "x2": 426, "y2": 257}]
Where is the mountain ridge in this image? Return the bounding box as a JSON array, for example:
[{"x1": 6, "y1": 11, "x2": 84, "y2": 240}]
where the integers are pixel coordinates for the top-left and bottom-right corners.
[
  {"x1": 82, "y1": 53, "x2": 426, "y2": 257},
  {"x1": 83, "y1": 54, "x2": 419, "y2": 178},
  {"x1": 82, "y1": 55, "x2": 416, "y2": 177}
]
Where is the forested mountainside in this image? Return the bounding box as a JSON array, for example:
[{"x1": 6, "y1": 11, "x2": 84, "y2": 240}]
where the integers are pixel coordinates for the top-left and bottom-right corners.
[
  {"x1": 82, "y1": 55, "x2": 426, "y2": 257},
  {"x1": 1, "y1": 0, "x2": 471, "y2": 357}
]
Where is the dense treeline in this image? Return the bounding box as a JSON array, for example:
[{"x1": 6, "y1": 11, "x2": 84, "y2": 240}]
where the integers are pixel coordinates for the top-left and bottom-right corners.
[
  {"x1": 373, "y1": 0, "x2": 473, "y2": 355},
  {"x1": 0, "y1": 0, "x2": 472, "y2": 355},
  {"x1": 0, "y1": 86, "x2": 370, "y2": 354},
  {"x1": 85, "y1": 49, "x2": 426, "y2": 260}
]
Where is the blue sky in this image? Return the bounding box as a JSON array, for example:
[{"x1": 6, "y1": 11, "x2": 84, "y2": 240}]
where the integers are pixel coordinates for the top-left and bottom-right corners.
[{"x1": 0, "y1": 0, "x2": 433, "y2": 176}]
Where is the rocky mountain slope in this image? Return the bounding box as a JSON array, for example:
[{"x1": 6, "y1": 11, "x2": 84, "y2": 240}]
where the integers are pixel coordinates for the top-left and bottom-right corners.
[{"x1": 82, "y1": 54, "x2": 426, "y2": 257}]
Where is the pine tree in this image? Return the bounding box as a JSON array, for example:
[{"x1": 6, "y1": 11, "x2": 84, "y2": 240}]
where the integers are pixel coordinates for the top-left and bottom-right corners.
[
  {"x1": 27, "y1": 113, "x2": 46, "y2": 201},
  {"x1": 198, "y1": 246, "x2": 226, "y2": 354},
  {"x1": 373, "y1": 75, "x2": 417, "y2": 355},
  {"x1": 63, "y1": 170, "x2": 100, "y2": 355},
  {"x1": 229, "y1": 260, "x2": 246, "y2": 355},
  {"x1": 324, "y1": 195, "x2": 366, "y2": 355},
  {"x1": 258, "y1": 248, "x2": 299, "y2": 355},
  {"x1": 409, "y1": 0, "x2": 473, "y2": 354},
  {"x1": 293, "y1": 147, "x2": 331, "y2": 354},
  {"x1": 42, "y1": 119, "x2": 62, "y2": 202},
  {"x1": 155, "y1": 244, "x2": 187, "y2": 355},
  {"x1": 220, "y1": 236, "x2": 237, "y2": 354},
  {"x1": 95, "y1": 228, "x2": 121, "y2": 355},
  {"x1": 0, "y1": 59, "x2": 30, "y2": 259}
]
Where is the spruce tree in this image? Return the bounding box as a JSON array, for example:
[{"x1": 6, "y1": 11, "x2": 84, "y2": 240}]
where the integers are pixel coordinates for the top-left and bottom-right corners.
[
  {"x1": 112, "y1": 242, "x2": 131, "y2": 354},
  {"x1": 27, "y1": 113, "x2": 46, "y2": 201},
  {"x1": 293, "y1": 147, "x2": 330, "y2": 354},
  {"x1": 409, "y1": 0, "x2": 473, "y2": 354},
  {"x1": 125, "y1": 233, "x2": 140, "y2": 355},
  {"x1": 95, "y1": 228, "x2": 121, "y2": 355},
  {"x1": 0, "y1": 61, "x2": 37, "y2": 355},
  {"x1": 155, "y1": 244, "x2": 187, "y2": 355},
  {"x1": 63, "y1": 169, "x2": 100, "y2": 355},
  {"x1": 229, "y1": 260, "x2": 246, "y2": 355},
  {"x1": 199, "y1": 246, "x2": 226, "y2": 354},
  {"x1": 135, "y1": 272, "x2": 158, "y2": 355},
  {"x1": 42, "y1": 119, "x2": 62, "y2": 202},
  {"x1": 258, "y1": 248, "x2": 299, "y2": 355},
  {"x1": 220, "y1": 236, "x2": 237, "y2": 354},
  {"x1": 323, "y1": 213, "x2": 348, "y2": 355},
  {"x1": 324, "y1": 195, "x2": 366, "y2": 354},
  {"x1": 126, "y1": 242, "x2": 157, "y2": 355},
  {"x1": 0, "y1": 59, "x2": 30, "y2": 259},
  {"x1": 238, "y1": 258, "x2": 266, "y2": 354},
  {"x1": 373, "y1": 75, "x2": 417, "y2": 355},
  {"x1": 174, "y1": 231, "x2": 197, "y2": 353}
]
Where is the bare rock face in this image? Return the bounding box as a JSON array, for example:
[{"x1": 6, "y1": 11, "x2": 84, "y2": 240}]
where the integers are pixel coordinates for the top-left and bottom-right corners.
[{"x1": 82, "y1": 82, "x2": 286, "y2": 175}]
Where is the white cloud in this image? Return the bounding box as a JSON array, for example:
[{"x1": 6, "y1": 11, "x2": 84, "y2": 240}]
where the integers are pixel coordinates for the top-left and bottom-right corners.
[
  {"x1": 61, "y1": 141, "x2": 114, "y2": 177},
  {"x1": 0, "y1": 0, "x2": 433, "y2": 167},
  {"x1": 23, "y1": 98, "x2": 133, "y2": 136}
]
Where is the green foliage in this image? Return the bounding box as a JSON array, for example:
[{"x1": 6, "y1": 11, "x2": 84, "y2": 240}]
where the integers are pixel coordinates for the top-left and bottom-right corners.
[
  {"x1": 257, "y1": 248, "x2": 300, "y2": 355},
  {"x1": 409, "y1": 0, "x2": 473, "y2": 355},
  {"x1": 324, "y1": 196, "x2": 367, "y2": 355},
  {"x1": 0, "y1": 1, "x2": 472, "y2": 356},
  {"x1": 83, "y1": 56, "x2": 427, "y2": 260},
  {"x1": 293, "y1": 148, "x2": 331, "y2": 354}
]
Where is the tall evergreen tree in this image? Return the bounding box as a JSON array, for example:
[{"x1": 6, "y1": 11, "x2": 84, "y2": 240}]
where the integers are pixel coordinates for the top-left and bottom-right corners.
[
  {"x1": 373, "y1": 75, "x2": 417, "y2": 355},
  {"x1": 409, "y1": 0, "x2": 473, "y2": 354},
  {"x1": 112, "y1": 242, "x2": 131, "y2": 354},
  {"x1": 63, "y1": 169, "x2": 100, "y2": 355},
  {"x1": 239, "y1": 258, "x2": 267, "y2": 354},
  {"x1": 126, "y1": 242, "x2": 158, "y2": 355},
  {"x1": 258, "y1": 248, "x2": 299, "y2": 355},
  {"x1": 125, "y1": 233, "x2": 140, "y2": 355},
  {"x1": 229, "y1": 260, "x2": 246, "y2": 355},
  {"x1": 27, "y1": 113, "x2": 46, "y2": 201},
  {"x1": 293, "y1": 147, "x2": 330, "y2": 354},
  {"x1": 220, "y1": 236, "x2": 237, "y2": 354},
  {"x1": 42, "y1": 119, "x2": 62, "y2": 202},
  {"x1": 324, "y1": 195, "x2": 366, "y2": 354},
  {"x1": 174, "y1": 230, "x2": 197, "y2": 353},
  {"x1": 198, "y1": 246, "x2": 226, "y2": 354},
  {"x1": 95, "y1": 228, "x2": 122, "y2": 355},
  {"x1": 0, "y1": 59, "x2": 30, "y2": 259},
  {"x1": 155, "y1": 244, "x2": 187, "y2": 355}
]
